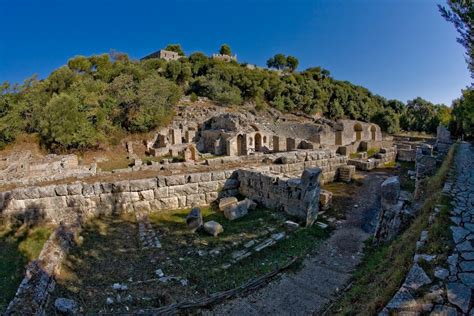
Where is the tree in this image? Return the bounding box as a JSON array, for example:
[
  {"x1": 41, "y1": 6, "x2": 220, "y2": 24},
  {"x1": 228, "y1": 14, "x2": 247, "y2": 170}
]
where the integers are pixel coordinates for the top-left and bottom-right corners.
[
  {"x1": 164, "y1": 44, "x2": 185, "y2": 56},
  {"x1": 451, "y1": 88, "x2": 474, "y2": 138},
  {"x1": 439, "y1": 1, "x2": 474, "y2": 80},
  {"x1": 39, "y1": 93, "x2": 98, "y2": 150},
  {"x1": 68, "y1": 56, "x2": 92, "y2": 73},
  {"x1": 219, "y1": 44, "x2": 232, "y2": 56},
  {"x1": 267, "y1": 54, "x2": 287, "y2": 70},
  {"x1": 371, "y1": 108, "x2": 400, "y2": 134},
  {"x1": 286, "y1": 56, "x2": 299, "y2": 72}
]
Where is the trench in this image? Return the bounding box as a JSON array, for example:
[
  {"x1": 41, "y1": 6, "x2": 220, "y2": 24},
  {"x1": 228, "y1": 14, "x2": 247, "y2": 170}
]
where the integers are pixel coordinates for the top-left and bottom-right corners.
[{"x1": 209, "y1": 170, "x2": 390, "y2": 315}]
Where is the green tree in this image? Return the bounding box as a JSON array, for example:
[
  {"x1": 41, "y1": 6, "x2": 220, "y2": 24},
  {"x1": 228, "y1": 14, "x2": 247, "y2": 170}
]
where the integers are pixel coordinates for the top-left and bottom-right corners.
[
  {"x1": 267, "y1": 54, "x2": 287, "y2": 70},
  {"x1": 286, "y1": 56, "x2": 299, "y2": 72},
  {"x1": 371, "y1": 108, "x2": 400, "y2": 134},
  {"x1": 164, "y1": 44, "x2": 185, "y2": 56},
  {"x1": 219, "y1": 44, "x2": 232, "y2": 56},
  {"x1": 39, "y1": 93, "x2": 98, "y2": 150},
  {"x1": 68, "y1": 56, "x2": 92, "y2": 73}
]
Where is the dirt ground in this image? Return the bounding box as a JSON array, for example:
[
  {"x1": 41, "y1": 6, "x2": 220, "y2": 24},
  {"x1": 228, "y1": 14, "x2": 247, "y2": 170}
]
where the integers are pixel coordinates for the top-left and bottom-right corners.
[{"x1": 208, "y1": 169, "x2": 393, "y2": 315}]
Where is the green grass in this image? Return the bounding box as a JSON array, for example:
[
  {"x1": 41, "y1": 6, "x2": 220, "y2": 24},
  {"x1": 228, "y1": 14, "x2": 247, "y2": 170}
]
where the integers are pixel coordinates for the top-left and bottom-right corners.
[
  {"x1": 50, "y1": 205, "x2": 329, "y2": 313},
  {"x1": 0, "y1": 224, "x2": 53, "y2": 311},
  {"x1": 367, "y1": 147, "x2": 380, "y2": 157},
  {"x1": 328, "y1": 144, "x2": 457, "y2": 315}
]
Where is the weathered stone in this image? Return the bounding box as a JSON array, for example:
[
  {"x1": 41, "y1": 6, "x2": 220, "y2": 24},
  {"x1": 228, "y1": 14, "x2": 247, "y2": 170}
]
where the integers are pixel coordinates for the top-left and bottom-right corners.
[
  {"x1": 450, "y1": 226, "x2": 470, "y2": 244},
  {"x1": 446, "y1": 282, "x2": 471, "y2": 313},
  {"x1": 430, "y1": 304, "x2": 458, "y2": 316},
  {"x1": 434, "y1": 267, "x2": 449, "y2": 280},
  {"x1": 381, "y1": 176, "x2": 400, "y2": 207},
  {"x1": 459, "y1": 272, "x2": 474, "y2": 288},
  {"x1": 54, "y1": 298, "x2": 78, "y2": 315},
  {"x1": 218, "y1": 197, "x2": 238, "y2": 211},
  {"x1": 319, "y1": 189, "x2": 333, "y2": 210},
  {"x1": 403, "y1": 263, "x2": 432, "y2": 290},
  {"x1": 284, "y1": 220, "x2": 300, "y2": 231},
  {"x1": 186, "y1": 207, "x2": 203, "y2": 232},
  {"x1": 203, "y1": 221, "x2": 224, "y2": 237}
]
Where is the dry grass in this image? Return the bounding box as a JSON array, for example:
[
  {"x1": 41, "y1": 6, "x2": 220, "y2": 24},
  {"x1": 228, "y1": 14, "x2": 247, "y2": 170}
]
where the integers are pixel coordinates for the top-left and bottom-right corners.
[{"x1": 328, "y1": 144, "x2": 457, "y2": 315}]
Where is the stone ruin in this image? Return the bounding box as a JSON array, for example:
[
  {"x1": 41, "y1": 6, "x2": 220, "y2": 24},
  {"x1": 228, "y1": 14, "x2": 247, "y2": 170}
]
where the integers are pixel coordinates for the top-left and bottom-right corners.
[
  {"x1": 373, "y1": 176, "x2": 412, "y2": 244},
  {"x1": 0, "y1": 151, "x2": 96, "y2": 187}
]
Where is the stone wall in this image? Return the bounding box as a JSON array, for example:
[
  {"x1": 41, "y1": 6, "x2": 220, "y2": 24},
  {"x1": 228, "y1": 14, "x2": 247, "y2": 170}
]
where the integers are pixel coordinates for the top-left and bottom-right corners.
[
  {"x1": 238, "y1": 168, "x2": 321, "y2": 226},
  {"x1": 0, "y1": 151, "x2": 348, "y2": 226}
]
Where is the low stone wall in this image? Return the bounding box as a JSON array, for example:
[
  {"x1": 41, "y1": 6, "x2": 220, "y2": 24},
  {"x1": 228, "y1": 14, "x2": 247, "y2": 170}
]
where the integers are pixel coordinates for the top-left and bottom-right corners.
[
  {"x1": 348, "y1": 147, "x2": 397, "y2": 171},
  {"x1": 238, "y1": 168, "x2": 321, "y2": 226},
  {"x1": 5, "y1": 224, "x2": 80, "y2": 315},
  {"x1": 0, "y1": 153, "x2": 347, "y2": 226}
]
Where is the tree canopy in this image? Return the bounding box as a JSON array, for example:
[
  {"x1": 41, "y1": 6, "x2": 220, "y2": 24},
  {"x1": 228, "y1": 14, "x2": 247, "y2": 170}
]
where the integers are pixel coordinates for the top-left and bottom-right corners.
[{"x1": 0, "y1": 49, "x2": 451, "y2": 151}]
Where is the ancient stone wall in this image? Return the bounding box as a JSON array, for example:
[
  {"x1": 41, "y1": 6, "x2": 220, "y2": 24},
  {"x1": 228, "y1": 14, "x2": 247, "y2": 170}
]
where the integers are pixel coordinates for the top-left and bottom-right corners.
[
  {"x1": 0, "y1": 150, "x2": 348, "y2": 227},
  {"x1": 238, "y1": 168, "x2": 321, "y2": 226}
]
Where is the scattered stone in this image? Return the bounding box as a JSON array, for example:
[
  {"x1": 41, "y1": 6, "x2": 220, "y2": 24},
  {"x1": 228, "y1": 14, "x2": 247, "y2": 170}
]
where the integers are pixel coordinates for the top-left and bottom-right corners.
[
  {"x1": 431, "y1": 304, "x2": 458, "y2": 316},
  {"x1": 317, "y1": 222, "x2": 328, "y2": 229},
  {"x1": 446, "y1": 282, "x2": 471, "y2": 313},
  {"x1": 254, "y1": 238, "x2": 276, "y2": 252},
  {"x1": 203, "y1": 220, "x2": 224, "y2": 236},
  {"x1": 112, "y1": 283, "x2": 128, "y2": 291},
  {"x1": 180, "y1": 279, "x2": 189, "y2": 286},
  {"x1": 54, "y1": 298, "x2": 78, "y2": 315},
  {"x1": 197, "y1": 250, "x2": 207, "y2": 257},
  {"x1": 155, "y1": 269, "x2": 164, "y2": 278},
  {"x1": 244, "y1": 240, "x2": 256, "y2": 248},
  {"x1": 186, "y1": 207, "x2": 203, "y2": 232},
  {"x1": 106, "y1": 297, "x2": 114, "y2": 305},
  {"x1": 385, "y1": 287, "x2": 417, "y2": 310},
  {"x1": 271, "y1": 232, "x2": 286, "y2": 241},
  {"x1": 403, "y1": 263, "x2": 432, "y2": 290},
  {"x1": 319, "y1": 190, "x2": 333, "y2": 210},
  {"x1": 434, "y1": 267, "x2": 449, "y2": 280},
  {"x1": 414, "y1": 254, "x2": 436, "y2": 263},
  {"x1": 284, "y1": 220, "x2": 300, "y2": 231},
  {"x1": 218, "y1": 197, "x2": 238, "y2": 211},
  {"x1": 221, "y1": 263, "x2": 231, "y2": 269}
]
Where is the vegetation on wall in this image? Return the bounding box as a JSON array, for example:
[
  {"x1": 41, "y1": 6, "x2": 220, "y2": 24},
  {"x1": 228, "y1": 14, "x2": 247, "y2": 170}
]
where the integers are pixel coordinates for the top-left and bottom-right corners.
[{"x1": 0, "y1": 44, "x2": 453, "y2": 151}]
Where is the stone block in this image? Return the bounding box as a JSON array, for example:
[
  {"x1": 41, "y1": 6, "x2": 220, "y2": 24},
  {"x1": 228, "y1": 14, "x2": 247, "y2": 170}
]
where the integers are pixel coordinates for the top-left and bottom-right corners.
[
  {"x1": 129, "y1": 178, "x2": 157, "y2": 191},
  {"x1": 154, "y1": 187, "x2": 169, "y2": 199},
  {"x1": 165, "y1": 175, "x2": 186, "y2": 186}
]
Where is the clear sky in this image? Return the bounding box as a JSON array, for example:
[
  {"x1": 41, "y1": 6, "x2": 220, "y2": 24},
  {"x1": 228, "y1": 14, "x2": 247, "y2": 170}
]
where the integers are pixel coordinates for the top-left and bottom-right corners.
[{"x1": 0, "y1": 0, "x2": 470, "y2": 105}]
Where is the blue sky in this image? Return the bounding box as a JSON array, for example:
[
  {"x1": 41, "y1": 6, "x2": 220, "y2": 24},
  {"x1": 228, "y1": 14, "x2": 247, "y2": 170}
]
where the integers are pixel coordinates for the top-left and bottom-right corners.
[{"x1": 0, "y1": 0, "x2": 470, "y2": 105}]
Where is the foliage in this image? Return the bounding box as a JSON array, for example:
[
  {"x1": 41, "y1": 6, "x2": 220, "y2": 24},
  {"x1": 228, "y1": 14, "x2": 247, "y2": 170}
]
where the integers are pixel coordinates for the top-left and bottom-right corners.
[
  {"x1": 219, "y1": 44, "x2": 232, "y2": 56},
  {"x1": 451, "y1": 88, "x2": 474, "y2": 138},
  {"x1": 0, "y1": 48, "x2": 451, "y2": 151},
  {"x1": 438, "y1": 0, "x2": 474, "y2": 81},
  {"x1": 164, "y1": 44, "x2": 185, "y2": 56}
]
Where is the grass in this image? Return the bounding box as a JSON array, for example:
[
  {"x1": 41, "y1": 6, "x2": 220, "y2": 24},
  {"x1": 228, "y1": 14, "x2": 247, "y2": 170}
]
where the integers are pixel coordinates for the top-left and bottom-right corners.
[
  {"x1": 0, "y1": 223, "x2": 53, "y2": 311},
  {"x1": 50, "y1": 205, "x2": 329, "y2": 313},
  {"x1": 367, "y1": 147, "x2": 380, "y2": 157},
  {"x1": 97, "y1": 155, "x2": 131, "y2": 171},
  {"x1": 328, "y1": 143, "x2": 457, "y2": 315},
  {"x1": 398, "y1": 161, "x2": 416, "y2": 193}
]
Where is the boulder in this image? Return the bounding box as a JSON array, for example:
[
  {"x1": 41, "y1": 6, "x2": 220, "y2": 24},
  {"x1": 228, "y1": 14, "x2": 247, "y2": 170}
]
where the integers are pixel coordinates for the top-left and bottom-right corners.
[
  {"x1": 186, "y1": 207, "x2": 203, "y2": 232},
  {"x1": 284, "y1": 220, "x2": 300, "y2": 231},
  {"x1": 203, "y1": 221, "x2": 224, "y2": 236},
  {"x1": 54, "y1": 298, "x2": 78, "y2": 315},
  {"x1": 223, "y1": 199, "x2": 256, "y2": 220},
  {"x1": 319, "y1": 190, "x2": 333, "y2": 210},
  {"x1": 219, "y1": 197, "x2": 238, "y2": 211}
]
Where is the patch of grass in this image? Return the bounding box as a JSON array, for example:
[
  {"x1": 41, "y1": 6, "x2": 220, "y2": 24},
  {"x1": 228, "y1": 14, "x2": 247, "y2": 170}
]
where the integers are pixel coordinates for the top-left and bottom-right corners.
[
  {"x1": 328, "y1": 144, "x2": 457, "y2": 315},
  {"x1": 97, "y1": 156, "x2": 130, "y2": 171},
  {"x1": 51, "y1": 206, "x2": 329, "y2": 313},
  {"x1": 399, "y1": 161, "x2": 416, "y2": 193},
  {"x1": 367, "y1": 147, "x2": 380, "y2": 157},
  {"x1": 349, "y1": 152, "x2": 358, "y2": 159},
  {"x1": 0, "y1": 224, "x2": 53, "y2": 311},
  {"x1": 383, "y1": 161, "x2": 397, "y2": 168}
]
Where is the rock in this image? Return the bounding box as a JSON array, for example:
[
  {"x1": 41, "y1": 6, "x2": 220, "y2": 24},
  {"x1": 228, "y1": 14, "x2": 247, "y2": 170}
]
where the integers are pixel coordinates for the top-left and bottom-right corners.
[
  {"x1": 186, "y1": 207, "x2": 203, "y2": 232},
  {"x1": 316, "y1": 222, "x2": 328, "y2": 229},
  {"x1": 112, "y1": 283, "x2": 128, "y2": 291},
  {"x1": 106, "y1": 297, "x2": 114, "y2": 305},
  {"x1": 414, "y1": 254, "x2": 436, "y2": 263},
  {"x1": 450, "y1": 226, "x2": 470, "y2": 243},
  {"x1": 458, "y1": 272, "x2": 474, "y2": 288},
  {"x1": 431, "y1": 305, "x2": 458, "y2": 316},
  {"x1": 155, "y1": 269, "x2": 164, "y2": 277},
  {"x1": 284, "y1": 220, "x2": 300, "y2": 231},
  {"x1": 203, "y1": 221, "x2": 224, "y2": 236},
  {"x1": 459, "y1": 260, "x2": 474, "y2": 272},
  {"x1": 434, "y1": 267, "x2": 449, "y2": 280},
  {"x1": 403, "y1": 263, "x2": 432, "y2": 290},
  {"x1": 223, "y1": 199, "x2": 255, "y2": 220},
  {"x1": 381, "y1": 176, "x2": 400, "y2": 207},
  {"x1": 54, "y1": 298, "x2": 78, "y2": 315},
  {"x1": 219, "y1": 197, "x2": 238, "y2": 211},
  {"x1": 446, "y1": 282, "x2": 471, "y2": 313},
  {"x1": 386, "y1": 287, "x2": 417, "y2": 310},
  {"x1": 244, "y1": 240, "x2": 256, "y2": 248},
  {"x1": 319, "y1": 190, "x2": 333, "y2": 210}
]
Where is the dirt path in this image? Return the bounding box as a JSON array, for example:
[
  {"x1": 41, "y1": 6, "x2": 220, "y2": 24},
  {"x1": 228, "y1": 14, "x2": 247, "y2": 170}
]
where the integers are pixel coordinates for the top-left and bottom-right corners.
[{"x1": 210, "y1": 171, "x2": 391, "y2": 315}]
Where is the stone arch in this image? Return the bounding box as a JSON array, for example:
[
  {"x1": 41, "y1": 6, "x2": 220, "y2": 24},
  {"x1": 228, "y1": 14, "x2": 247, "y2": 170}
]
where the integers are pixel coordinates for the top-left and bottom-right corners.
[
  {"x1": 250, "y1": 124, "x2": 260, "y2": 131},
  {"x1": 255, "y1": 133, "x2": 262, "y2": 152},
  {"x1": 263, "y1": 135, "x2": 267, "y2": 143},
  {"x1": 335, "y1": 131, "x2": 342, "y2": 145},
  {"x1": 370, "y1": 125, "x2": 377, "y2": 141},
  {"x1": 237, "y1": 134, "x2": 246, "y2": 156},
  {"x1": 354, "y1": 123, "x2": 363, "y2": 141}
]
